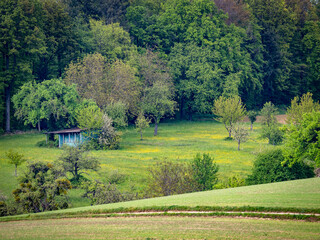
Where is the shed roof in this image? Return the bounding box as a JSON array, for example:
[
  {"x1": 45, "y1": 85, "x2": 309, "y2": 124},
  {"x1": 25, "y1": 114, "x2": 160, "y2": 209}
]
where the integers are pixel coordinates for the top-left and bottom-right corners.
[{"x1": 45, "y1": 127, "x2": 85, "y2": 134}]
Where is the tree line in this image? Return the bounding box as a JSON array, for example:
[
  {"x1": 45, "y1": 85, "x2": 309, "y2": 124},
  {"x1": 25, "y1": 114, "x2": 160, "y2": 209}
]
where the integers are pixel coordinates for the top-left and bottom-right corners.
[{"x1": 1, "y1": 0, "x2": 320, "y2": 133}]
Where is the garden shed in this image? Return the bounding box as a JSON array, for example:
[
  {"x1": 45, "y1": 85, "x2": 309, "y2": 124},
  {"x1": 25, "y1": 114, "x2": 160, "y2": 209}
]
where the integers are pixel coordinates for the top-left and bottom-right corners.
[{"x1": 45, "y1": 128, "x2": 86, "y2": 148}]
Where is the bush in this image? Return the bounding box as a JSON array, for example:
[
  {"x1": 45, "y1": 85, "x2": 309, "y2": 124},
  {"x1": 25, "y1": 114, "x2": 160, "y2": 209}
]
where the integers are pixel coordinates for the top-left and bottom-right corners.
[
  {"x1": 247, "y1": 149, "x2": 314, "y2": 185},
  {"x1": 36, "y1": 139, "x2": 59, "y2": 148},
  {"x1": 261, "y1": 124, "x2": 284, "y2": 145},
  {"x1": 147, "y1": 161, "x2": 195, "y2": 197},
  {"x1": 107, "y1": 170, "x2": 127, "y2": 185},
  {"x1": 82, "y1": 180, "x2": 137, "y2": 205}
]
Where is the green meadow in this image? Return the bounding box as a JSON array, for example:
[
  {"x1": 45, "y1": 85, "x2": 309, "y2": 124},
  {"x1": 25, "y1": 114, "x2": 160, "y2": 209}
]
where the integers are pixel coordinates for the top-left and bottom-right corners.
[{"x1": 1, "y1": 120, "x2": 273, "y2": 207}]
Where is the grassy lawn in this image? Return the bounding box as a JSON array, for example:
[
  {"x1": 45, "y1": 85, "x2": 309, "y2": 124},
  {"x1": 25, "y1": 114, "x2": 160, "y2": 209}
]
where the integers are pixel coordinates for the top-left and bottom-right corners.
[
  {"x1": 0, "y1": 217, "x2": 319, "y2": 240},
  {"x1": 0, "y1": 121, "x2": 270, "y2": 200}
]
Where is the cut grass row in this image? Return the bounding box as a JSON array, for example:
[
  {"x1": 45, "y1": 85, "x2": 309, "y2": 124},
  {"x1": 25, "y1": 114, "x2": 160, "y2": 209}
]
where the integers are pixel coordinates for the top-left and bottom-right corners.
[{"x1": 1, "y1": 217, "x2": 319, "y2": 240}]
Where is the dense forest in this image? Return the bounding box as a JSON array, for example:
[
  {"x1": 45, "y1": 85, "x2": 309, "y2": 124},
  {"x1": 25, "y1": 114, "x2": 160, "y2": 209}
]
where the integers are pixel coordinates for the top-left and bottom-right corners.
[{"x1": 1, "y1": 0, "x2": 320, "y2": 133}]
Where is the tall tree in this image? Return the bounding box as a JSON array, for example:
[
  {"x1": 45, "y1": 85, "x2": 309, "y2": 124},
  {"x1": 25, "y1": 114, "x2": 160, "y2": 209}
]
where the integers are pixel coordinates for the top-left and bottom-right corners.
[
  {"x1": 0, "y1": 0, "x2": 47, "y2": 132},
  {"x1": 64, "y1": 53, "x2": 141, "y2": 115},
  {"x1": 247, "y1": 0, "x2": 297, "y2": 104}
]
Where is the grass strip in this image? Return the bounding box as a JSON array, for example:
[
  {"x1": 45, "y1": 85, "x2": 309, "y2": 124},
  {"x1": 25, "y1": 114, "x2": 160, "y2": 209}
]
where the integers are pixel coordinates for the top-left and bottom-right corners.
[{"x1": 1, "y1": 205, "x2": 320, "y2": 222}]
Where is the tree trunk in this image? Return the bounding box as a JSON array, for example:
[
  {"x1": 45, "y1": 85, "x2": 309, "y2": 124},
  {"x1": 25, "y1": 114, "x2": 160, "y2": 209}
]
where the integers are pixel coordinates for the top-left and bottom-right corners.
[
  {"x1": 38, "y1": 120, "x2": 41, "y2": 131},
  {"x1": 5, "y1": 86, "x2": 10, "y2": 132},
  {"x1": 14, "y1": 165, "x2": 17, "y2": 177},
  {"x1": 251, "y1": 122, "x2": 253, "y2": 131},
  {"x1": 140, "y1": 131, "x2": 143, "y2": 140},
  {"x1": 238, "y1": 140, "x2": 240, "y2": 151},
  {"x1": 154, "y1": 121, "x2": 158, "y2": 136},
  {"x1": 229, "y1": 129, "x2": 232, "y2": 138}
]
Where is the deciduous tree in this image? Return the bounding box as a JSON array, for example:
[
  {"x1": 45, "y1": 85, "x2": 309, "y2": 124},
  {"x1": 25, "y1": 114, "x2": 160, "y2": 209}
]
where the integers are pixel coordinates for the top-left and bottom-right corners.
[
  {"x1": 58, "y1": 147, "x2": 100, "y2": 182},
  {"x1": 212, "y1": 96, "x2": 246, "y2": 138},
  {"x1": 232, "y1": 124, "x2": 249, "y2": 151},
  {"x1": 5, "y1": 150, "x2": 26, "y2": 177},
  {"x1": 135, "y1": 111, "x2": 151, "y2": 140},
  {"x1": 286, "y1": 92, "x2": 320, "y2": 124},
  {"x1": 142, "y1": 81, "x2": 176, "y2": 136},
  {"x1": 283, "y1": 111, "x2": 320, "y2": 167}
]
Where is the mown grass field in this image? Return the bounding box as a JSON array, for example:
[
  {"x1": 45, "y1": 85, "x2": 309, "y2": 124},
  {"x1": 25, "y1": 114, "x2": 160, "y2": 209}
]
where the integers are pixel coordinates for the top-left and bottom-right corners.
[
  {"x1": 1, "y1": 217, "x2": 319, "y2": 240},
  {"x1": 0, "y1": 120, "x2": 273, "y2": 207}
]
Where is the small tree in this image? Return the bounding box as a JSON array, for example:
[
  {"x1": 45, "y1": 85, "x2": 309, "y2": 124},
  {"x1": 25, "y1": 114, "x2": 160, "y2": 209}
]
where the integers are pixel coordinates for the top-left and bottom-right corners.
[
  {"x1": 232, "y1": 124, "x2": 249, "y2": 150},
  {"x1": 58, "y1": 147, "x2": 100, "y2": 182},
  {"x1": 5, "y1": 150, "x2": 26, "y2": 177},
  {"x1": 260, "y1": 102, "x2": 278, "y2": 127},
  {"x1": 142, "y1": 81, "x2": 176, "y2": 136},
  {"x1": 286, "y1": 92, "x2": 320, "y2": 125},
  {"x1": 191, "y1": 153, "x2": 219, "y2": 191},
  {"x1": 135, "y1": 112, "x2": 151, "y2": 140},
  {"x1": 247, "y1": 110, "x2": 258, "y2": 131},
  {"x1": 212, "y1": 96, "x2": 246, "y2": 138}
]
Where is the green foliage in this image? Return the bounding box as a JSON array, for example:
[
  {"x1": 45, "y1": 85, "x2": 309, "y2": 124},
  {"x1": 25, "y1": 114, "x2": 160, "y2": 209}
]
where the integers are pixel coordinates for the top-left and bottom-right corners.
[
  {"x1": 247, "y1": 111, "x2": 258, "y2": 130},
  {"x1": 135, "y1": 111, "x2": 151, "y2": 140},
  {"x1": 212, "y1": 96, "x2": 246, "y2": 137},
  {"x1": 57, "y1": 147, "x2": 100, "y2": 182},
  {"x1": 147, "y1": 161, "x2": 195, "y2": 197},
  {"x1": 12, "y1": 161, "x2": 71, "y2": 213},
  {"x1": 191, "y1": 153, "x2": 219, "y2": 191},
  {"x1": 89, "y1": 19, "x2": 136, "y2": 62},
  {"x1": 81, "y1": 180, "x2": 137, "y2": 205},
  {"x1": 76, "y1": 104, "x2": 103, "y2": 132},
  {"x1": 142, "y1": 81, "x2": 176, "y2": 136},
  {"x1": 260, "y1": 102, "x2": 278, "y2": 126},
  {"x1": 260, "y1": 102, "x2": 283, "y2": 145},
  {"x1": 283, "y1": 111, "x2": 320, "y2": 167},
  {"x1": 105, "y1": 101, "x2": 128, "y2": 129},
  {"x1": 247, "y1": 149, "x2": 314, "y2": 185},
  {"x1": 12, "y1": 79, "x2": 80, "y2": 131},
  {"x1": 286, "y1": 92, "x2": 320, "y2": 124},
  {"x1": 106, "y1": 170, "x2": 127, "y2": 185},
  {"x1": 64, "y1": 53, "x2": 141, "y2": 114},
  {"x1": 5, "y1": 149, "x2": 26, "y2": 177},
  {"x1": 247, "y1": 0, "x2": 297, "y2": 104},
  {"x1": 261, "y1": 124, "x2": 284, "y2": 145}
]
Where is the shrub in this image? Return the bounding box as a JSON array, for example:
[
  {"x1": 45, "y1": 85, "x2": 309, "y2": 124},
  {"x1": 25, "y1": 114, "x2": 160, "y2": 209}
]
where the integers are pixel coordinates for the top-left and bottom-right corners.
[
  {"x1": 107, "y1": 170, "x2": 127, "y2": 185},
  {"x1": 261, "y1": 124, "x2": 284, "y2": 145},
  {"x1": 82, "y1": 180, "x2": 137, "y2": 205},
  {"x1": 247, "y1": 149, "x2": 314, "y2": 185},
  {"x1": 147, "y1": 161, "x2": 195, "y2": 197},
  {"x1": 191, "y1": 153, "x2": 219, "y2": 191},
  {"x1": 36, "y1": 139, "x2": 58, "y2": 148}
]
